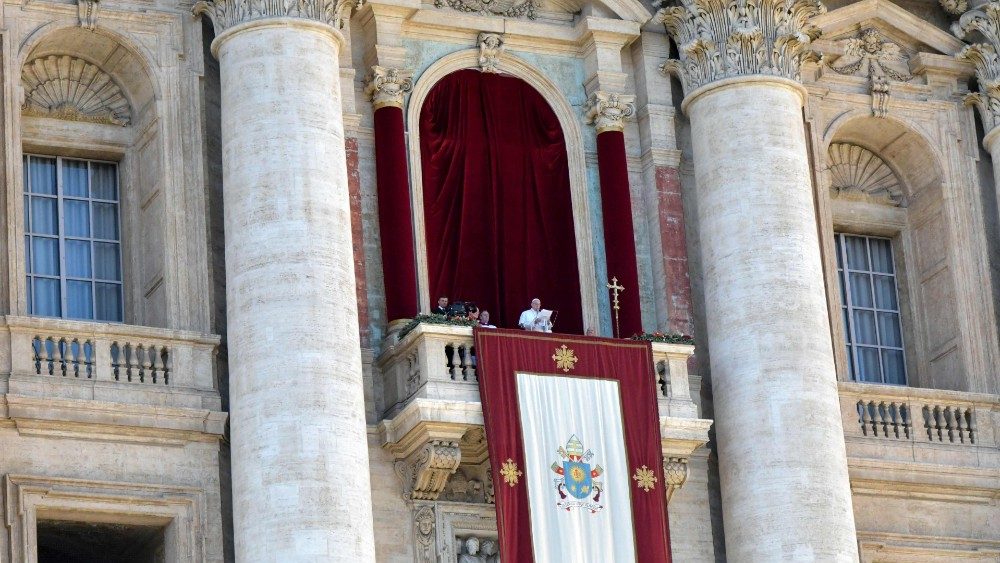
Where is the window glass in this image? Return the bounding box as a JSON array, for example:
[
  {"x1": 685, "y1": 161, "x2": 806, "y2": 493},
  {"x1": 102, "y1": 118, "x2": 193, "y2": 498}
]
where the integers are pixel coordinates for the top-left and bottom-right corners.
[
  {"x1": 24, "y1": 155, "x2": 122, "y2": 322},
  {"x1": 836, "y1": 233, "x2": 907, "y2": 385}
]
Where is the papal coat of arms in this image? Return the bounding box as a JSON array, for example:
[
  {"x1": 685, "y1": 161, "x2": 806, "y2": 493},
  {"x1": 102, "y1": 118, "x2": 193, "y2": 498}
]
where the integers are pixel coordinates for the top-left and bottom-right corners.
[{"x1": 550, "y1": 435, "x2": 604, "y2": 513}]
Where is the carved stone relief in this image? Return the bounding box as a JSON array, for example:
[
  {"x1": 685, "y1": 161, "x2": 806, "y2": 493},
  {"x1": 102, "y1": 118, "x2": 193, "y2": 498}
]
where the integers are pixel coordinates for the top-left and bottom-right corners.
[
  {"x1": 435, "y1": 0, "x2": 536, "y2": 19},
  {"x1": 952, "y1": 3, "x2": 1000, "y2": 133},
  {"x1": 364, "y1": 66, "x2": 413, "y2": 110},
  {"x1": 457, "y1": 536, "x2": 500, "y2": 562},
  {"x1": 585, "y1": 91, "x2": 636, "y2": 134},
  {"x1": 193, "y1": 0, "x2": 362, "y2": 34},
  {"x1": 441, "y1": 462, "x2": 495, "y2": 504},
  {"x1": 827, "y1": 143, "x2": 904, "y2": 206},
  {"x1": 395, "y1": 439, "x2": 462, "y2": 501},
  {"x1": 436, "y1": 504, "x2": 498, "y2": 563},
  {"x1": 78, "y1": 0, "x2": 100, "y2": 30},
  {"x1": 828, "y1": 29, "x2": 912, "y2": 118},
  {"x1": 21, "y1": 55, "x2": 131, "y2": 126},
  {"x1": 413, "y1": 504, "x2": 437, "y2": 562},
  {"x1": 663, "y1": 457, "x2": 690, "y2": 504},
  {"x1": 478, "y1": 33, "x2": 504, "y2": 74}
]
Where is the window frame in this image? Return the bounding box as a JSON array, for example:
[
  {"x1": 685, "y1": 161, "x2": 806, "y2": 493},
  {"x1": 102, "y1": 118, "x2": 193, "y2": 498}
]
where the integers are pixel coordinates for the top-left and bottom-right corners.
[{"x1": 23, "y1": 153, "x2": 124, "y2": 322}]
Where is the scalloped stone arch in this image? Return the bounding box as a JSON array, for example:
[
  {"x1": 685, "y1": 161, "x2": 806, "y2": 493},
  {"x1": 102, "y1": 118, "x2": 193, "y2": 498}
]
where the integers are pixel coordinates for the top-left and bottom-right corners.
[
  {"x1": 22, "y1": 55, "x2": 131, "y2": 126},
  {"x1": 406, "y1": 49, "x2": 600, "y2": 331},
  {"x1": 827, "y1": 143, "x2": 904, "y2": 206}
]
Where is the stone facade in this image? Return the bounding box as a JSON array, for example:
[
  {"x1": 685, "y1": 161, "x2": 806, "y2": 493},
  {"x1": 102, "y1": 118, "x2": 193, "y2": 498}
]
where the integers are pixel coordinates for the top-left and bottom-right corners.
[{"x1": 0, "y1": 0, "x2": 998, "y2": 561}]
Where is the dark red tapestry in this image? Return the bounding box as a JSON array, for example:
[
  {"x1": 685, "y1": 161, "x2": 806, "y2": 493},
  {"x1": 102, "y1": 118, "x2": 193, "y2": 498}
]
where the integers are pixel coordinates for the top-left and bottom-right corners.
[{"x1": 419, "y1": 69, "x2": 583, "y2": 333}]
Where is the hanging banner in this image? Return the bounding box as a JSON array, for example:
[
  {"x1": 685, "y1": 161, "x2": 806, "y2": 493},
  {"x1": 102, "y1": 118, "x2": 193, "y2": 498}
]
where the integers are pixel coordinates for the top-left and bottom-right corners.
[{"x1": 474, "y1": 328, "x2": 671, "y2": 563}]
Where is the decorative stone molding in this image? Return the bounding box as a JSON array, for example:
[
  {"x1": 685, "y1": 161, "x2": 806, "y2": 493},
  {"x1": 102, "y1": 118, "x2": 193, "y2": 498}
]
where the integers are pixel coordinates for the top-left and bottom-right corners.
[
  {"x1": 829, "y1": 29, "x2": 912, "y2": 118},
  {"x1": 657, "y1": 0, "x2": 826, "y2": 94},
  {"x1": 413, "y1": 504, "x2": 437, "y2": 562},
  {"x1": 584, "y1": 91, "x2": 636, "y2": 134},
  {"x1": 827, "y1": 143, "x2": 904, "y2": 206},
  {"x1": 21, "y1": 55, "x2": 131, "y2": 127},
  {"x1": 435, "y1": 504, "x2": 498, "y2": 563},
  {"x1": 78, "y1": 0, "x2": 100, "y2": 30},
  {"x1": 394, "y1": 439, "x2": 463, "y2": 500},
  {"x1": 441, "y1": 461, "x2": 495, "y2": 504},
  {"x1": 663, "y1": 457, "x2": 689, "y2": 504},
  {"x1": 457, "y1": 536, "x2": 500, "y2": 561},
  {"x1": 364, "y1": 65, "x2": 413, "y2": 110},
  {"x1": 435, "y1": 0, "x2": 536, "y2": 19},
  {"x1": 193, "y1": 0, "x2": 362, "y2": 35},
  {"x1": 953, "y1": 3, "x2": 1000, "y2": 133},
  {"x1": 940, "y1": 0, "x2": 969, "y2": 16},
  {"x1": 478, "y1": 33, "x2": 504, "y2": 74}
]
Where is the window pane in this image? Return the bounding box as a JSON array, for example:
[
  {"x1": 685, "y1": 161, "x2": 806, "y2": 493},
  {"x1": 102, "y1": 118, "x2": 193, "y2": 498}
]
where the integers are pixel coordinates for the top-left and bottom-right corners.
[
  {"x1": 91, "y1": 162, "x2": 118, "y2": 201},
  {"x1": 92, "y1": 203, "x2": 119, "y2": 240},
  {"x1": 873, "y1": 275, "x2": 898, "y2": 310},
  {"x1": 29, "y1": 197, "x2": 58, "y2": 235},
  {"x1": 835, "y1": 235, "x2": 843, "y2": 269},
  {"x1": 842, "y1": 308, "x2": 851, "y2": 343},
  {"x1": 854, "y1": 309, "x2": 877, "y2": 345},
  {"x1": 845, "y1": 344, "x2": 854, "y2": 375},
  {"x1": 66, "y1": 280, "x2": 93, "y2": 319},
  {"x1": 24, "y1": 235, "x2": 30, "y2": 274},
  {"x1": 870, "y1": 238, "x2": 894, "y2": 274},
  {"x1": 94, "y1": 242, "x2": 121, "y2": 281},
  {"x1": 878, "y1": 312, "x2": 902, "y2": 347},
  {"x1": 32, "y1": 278, "x2": 60, "y2": 317},
  {"x1": 28, "y1": 157, "x2": 56, "y2": 195},
  {"x1": 845, "y1": 236, "x2": 870, "y2": 270},
  {"x1": 882, "y1": 349, "x2": 906, "y2": 385},
  {"x1": 63, "y1": 200, "x2": 90, "y2": 237},
  {"x1": 65, "y1": 240, "x2": 92, "y2": 278},
  {"x1": 62, "y1": 159, "x2": 89, "y2": 197},
  {"x1": 849, "y1": 272, "x2": 873, "y2": 308},
  {"x1": 856, "y1": 347, "x2": 881, "y2": 382},
  {"x1": 95, "y1": 283, "x2": 122, "y2": 322},
  {"x1": 31, "y1": 237, "x2": 59, "y2": 276}
]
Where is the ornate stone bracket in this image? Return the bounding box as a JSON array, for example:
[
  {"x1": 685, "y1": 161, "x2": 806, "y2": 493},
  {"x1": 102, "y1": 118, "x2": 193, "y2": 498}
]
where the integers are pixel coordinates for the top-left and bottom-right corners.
[
  {"x1": 663, "y1": 457, "x2": 690, "y2": 504},
  {"x1": 828, "y1": 29, "x2": 912, "y2": 118},
  {"x1": 952, "y1": 3, "x2": 1000, "y2": 133},
  {"x1": 585, "y1": 91, "x2": 636, "y2": 134},
  {"x1": 657, "y1": 0, "x2": 825, "y2": 95},
  {"x1": 21, "y1": 55, "x2": 131, "y2": 126},
  {"x1": 193, "y1": 0, "x2": 363, "y2": 34},
  {"x1": 661, "y1": 415, "x2": 712, "y2": 504},
  {"x1": 395, "y1": 439, "x2": 462, "y2": 501},
  {"x1": 78, "y1": 0, "x2": 100, "y2": 30},
  {"x1": 364, "y1": 65, "x2": 413, "y2": 110},
  {"x1": 478, "y1": 33, "x2": 504, "y2": 74}
]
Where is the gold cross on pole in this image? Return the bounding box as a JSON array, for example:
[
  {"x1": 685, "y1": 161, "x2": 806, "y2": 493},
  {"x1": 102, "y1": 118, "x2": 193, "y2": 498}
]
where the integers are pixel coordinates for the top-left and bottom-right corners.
[{"x1": 607, "y1": 276, "x2": 624, "y2": 338}]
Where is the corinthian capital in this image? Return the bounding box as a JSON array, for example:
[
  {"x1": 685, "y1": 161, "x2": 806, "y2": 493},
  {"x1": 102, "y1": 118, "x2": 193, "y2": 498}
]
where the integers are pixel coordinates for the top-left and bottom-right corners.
[
  {"x1": 953, "y1": 3, "x2": 1000, "y2": 134},
  {"x1": 365, "y1": 66, "x2": 414, "y2": 110},
  {"x1": 657, "y1": 0, "x2": 826, "y2": 95},
  {"x1": 585, "y1": 91, "x2": 636, "y2": 133},
  {"x1": 194, "y1": 0, "x2": 362, "y2": 35}
]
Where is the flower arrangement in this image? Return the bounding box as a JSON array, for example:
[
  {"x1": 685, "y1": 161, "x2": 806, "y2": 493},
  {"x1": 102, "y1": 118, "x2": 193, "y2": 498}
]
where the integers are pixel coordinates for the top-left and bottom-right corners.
[
  {"x1": 630, "y1": 331, "x2": 694, "y2": 345},
  {"x1": 398, "y1": 313, "x2": 480, "y2": 339}
]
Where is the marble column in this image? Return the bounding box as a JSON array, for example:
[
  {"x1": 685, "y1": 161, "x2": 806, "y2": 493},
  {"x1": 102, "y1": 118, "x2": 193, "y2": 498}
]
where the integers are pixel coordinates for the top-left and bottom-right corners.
[
  {"x1": 365, "y1": 66, "x2": 419, "y2": 325},
  {"x1": 586, "y1": 91, "x2": 644, "y2": 337},
  {"x1": 660, "y1": 1, "x2": 859, "y2": 560},
  {"x1": 194, "y1": 3, "x2": 376, "y2": 561}
]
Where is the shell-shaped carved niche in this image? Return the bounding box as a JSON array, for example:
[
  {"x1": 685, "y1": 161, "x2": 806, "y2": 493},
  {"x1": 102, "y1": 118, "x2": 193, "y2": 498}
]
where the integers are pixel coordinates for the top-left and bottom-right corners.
[
  {"x1": 21, "y1": 55, "x2": 131, "y2": 127},
  {"x1": 828, "y1": 143, "x2": 904, "y2": 206}
]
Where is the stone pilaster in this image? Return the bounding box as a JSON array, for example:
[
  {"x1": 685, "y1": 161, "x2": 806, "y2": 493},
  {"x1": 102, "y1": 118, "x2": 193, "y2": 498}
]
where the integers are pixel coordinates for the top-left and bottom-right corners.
[
  {"x1": 194, "y1": 1, "x2": 376, "y2": 561},
  {"x1": 659, "y1": 0, "x2": 859, "y2": 560}
]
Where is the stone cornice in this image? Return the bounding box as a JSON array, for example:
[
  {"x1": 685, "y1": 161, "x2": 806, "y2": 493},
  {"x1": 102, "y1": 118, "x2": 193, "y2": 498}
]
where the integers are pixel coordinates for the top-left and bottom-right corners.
[
  {"x1": 364, "y1": 65, "x2": 413, "y2": 110},
  {"x1": 193, "y1": 0, "x2": 363, "y2": 35},
  {"x1": 656, "y1": 0, "x2": 826, "y2": 96},
  {"x1": 952, "y1": 2, "x2": 1000, "y2": 136},
  {"x1": 585, "y1": 90, "x2": 636, "y2": 133}
]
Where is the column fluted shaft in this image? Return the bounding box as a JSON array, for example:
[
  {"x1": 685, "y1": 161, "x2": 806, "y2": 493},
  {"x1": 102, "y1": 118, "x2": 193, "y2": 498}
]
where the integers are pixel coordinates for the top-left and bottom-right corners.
[{"x1": 206, "y1": 15, "x2": 376, "y2": 562}]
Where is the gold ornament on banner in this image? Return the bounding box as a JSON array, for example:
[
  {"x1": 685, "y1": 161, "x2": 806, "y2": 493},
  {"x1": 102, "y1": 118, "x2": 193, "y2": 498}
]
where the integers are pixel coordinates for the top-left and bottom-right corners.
[
  {"x1": 501, "y1": 458, "x2": 522, "y2": 487},
  {"x1": 633, "y1": 465, "x2": 657, "y2": 492},
  {"x1": 552, "y1": 345, "x2": 579, "y2": 372}
]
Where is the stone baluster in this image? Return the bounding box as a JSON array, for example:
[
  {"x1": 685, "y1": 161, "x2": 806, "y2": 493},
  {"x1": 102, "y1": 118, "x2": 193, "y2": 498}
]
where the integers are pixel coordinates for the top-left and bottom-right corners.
[
  {"x1": 193, "y1": 0, "x2": 375, "y2": 559},
  {"x1": 658, "y1": 0, "x2": 859, "y2": 558}
]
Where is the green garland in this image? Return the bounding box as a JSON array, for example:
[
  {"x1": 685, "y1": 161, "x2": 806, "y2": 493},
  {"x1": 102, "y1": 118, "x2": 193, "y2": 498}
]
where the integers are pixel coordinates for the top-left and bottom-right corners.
[
  {"x1": 398, "y1": 314, "x2": 480, "y2": 339},
  {"x1": 630, "y1": 331, "x2": 695, "y2": 345}
]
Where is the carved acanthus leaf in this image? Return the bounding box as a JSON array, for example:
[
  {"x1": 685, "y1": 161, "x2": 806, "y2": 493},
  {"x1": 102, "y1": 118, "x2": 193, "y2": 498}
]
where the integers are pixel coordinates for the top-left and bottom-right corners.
[
  {"x1": 953, "y1": 5, "x2": 1000, "y2": 133},
  {"x1": 21, "y1": 55, "x2": 131, "y2": 127},
  {"x1": 585, "y1": 91, "x2": 636, "y2": 133},
  {"x1": 193, "y1": 0, "x2": 363, "y2": 34},
  {"x1": 828, "y1": 29, "x2": 912, "y2": 118},
  {"x1": 478, "y1": 33, "x2": 504, "y2": 74},
  {"x1": 827, "y1": 143, "x2": 904, "y2": 206},
  {"x1": 394, "y1": 440, "x2": 462, "y2": 501},
  {"x1": 365, "y1": 66, "x2": 413, "y2": 110},
  {"x1": 434, "y1": 0, "x2": 536, "y2": 19},
  {"x1": 657, "y1": 0, "x2": 826, "y2": 94}
]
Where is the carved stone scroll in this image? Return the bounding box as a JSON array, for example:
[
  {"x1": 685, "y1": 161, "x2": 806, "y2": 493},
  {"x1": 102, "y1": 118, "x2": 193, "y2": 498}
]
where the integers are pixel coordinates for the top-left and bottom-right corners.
[
  {"x1": 21, "y1": 55, "x2": 131, "y2": 127},
  {"x1": 585, "y1": 91, "x2": 636, "y2": 134},
  {"x1": 478, "y1": 33, "x2": 504, "y2": 74},
  {"x1": 953, "y1": 3, "x2": 1000, "y2": 133},
  {"x1": 657, "y1": 0, "x2": 826, "y2": 95},
  {"x1": 193, "y1": 0, "x2": 363, "y2": 34},
  {"x1": 365, "y1": 66, "x2": 413, "y2": 110},
  {"x1": 394, "y1": 439, "x2": 462, "y2": 501},
  {"x1": 828, "y1": 29, "x2": 912, "y2": 118}
]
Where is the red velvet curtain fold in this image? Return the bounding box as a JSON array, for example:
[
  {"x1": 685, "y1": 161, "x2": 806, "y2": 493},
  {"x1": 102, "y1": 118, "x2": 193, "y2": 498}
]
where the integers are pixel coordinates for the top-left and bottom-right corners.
[{"x1": 419, "y1": 69, "x2": 582, "y2": 333}]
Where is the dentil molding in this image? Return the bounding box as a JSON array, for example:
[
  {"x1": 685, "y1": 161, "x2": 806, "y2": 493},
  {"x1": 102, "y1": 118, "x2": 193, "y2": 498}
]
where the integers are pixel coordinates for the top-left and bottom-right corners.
[
  {"x1": 585, "y1": 91, "x2": 636, "y2": 134},
  {"x1": 21, "y1": 55, "x2": 131, "y2": 127},
  {"x1": 193, "y1": 0, "x2": 362, "y2": 35},
  {"x1": 952, "y1": 2, "x2": 1000, "y2": 134},
  {"x1": 657, "y1": 0, "x2": 826, "y2": 94},
  {"x1": 365, "y1": 66, "x2": 413, "y2": 110}
]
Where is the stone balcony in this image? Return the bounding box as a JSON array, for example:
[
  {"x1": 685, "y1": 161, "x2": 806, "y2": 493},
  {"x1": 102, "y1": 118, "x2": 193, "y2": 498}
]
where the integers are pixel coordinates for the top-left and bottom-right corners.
[
  {"x1": 0, "y1": 315, "x2": 226, "y2": 443},
  {"x1": 376, "y1": 323, "x2": 713, "y2": 502}
]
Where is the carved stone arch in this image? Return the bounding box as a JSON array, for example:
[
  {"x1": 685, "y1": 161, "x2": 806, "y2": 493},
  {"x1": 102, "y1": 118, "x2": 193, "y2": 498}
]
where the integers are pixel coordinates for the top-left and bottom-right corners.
[
  {"x1": 406, "y1": 49, "x2": 600, "y2": 332},
  {"x1": 22, "y1": 55, "x2": 131, "y2": 126}
]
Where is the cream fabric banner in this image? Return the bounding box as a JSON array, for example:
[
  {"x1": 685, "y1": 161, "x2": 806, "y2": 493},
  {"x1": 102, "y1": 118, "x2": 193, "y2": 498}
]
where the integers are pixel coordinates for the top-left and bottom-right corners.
[{"x1": 515, "y1": 372, "x2": 636, "y2": 562}]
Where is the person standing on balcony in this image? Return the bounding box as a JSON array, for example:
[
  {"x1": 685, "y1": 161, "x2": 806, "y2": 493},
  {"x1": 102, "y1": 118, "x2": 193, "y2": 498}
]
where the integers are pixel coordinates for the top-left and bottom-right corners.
[
  {"x1": 433, "y1": 296, "x2": 449, "y2": 316},
  {"x1": 519, "y1": 298, "x2": 552, "y2": 332},
  {"x1": 480, "y1": 310, "x2": 497, "y2": 328}
]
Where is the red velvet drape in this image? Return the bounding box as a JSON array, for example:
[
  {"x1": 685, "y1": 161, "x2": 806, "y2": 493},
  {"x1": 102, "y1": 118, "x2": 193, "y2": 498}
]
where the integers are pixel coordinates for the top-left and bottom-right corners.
[{"x1": 419, "y1": 70, "x2": 583, "y2": 333}]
